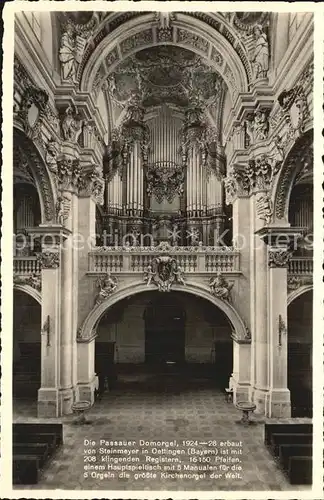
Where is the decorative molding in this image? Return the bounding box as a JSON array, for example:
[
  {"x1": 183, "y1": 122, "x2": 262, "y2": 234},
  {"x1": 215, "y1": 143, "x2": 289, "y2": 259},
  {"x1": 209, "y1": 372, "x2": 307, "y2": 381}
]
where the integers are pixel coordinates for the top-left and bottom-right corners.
[
  {"x1": 95, "y1": 273, "x2": 118, "y2": 305},
  {"x1": 56, "y1": 194, "x2": 71, "y2": 226},
  {"x1": 13, "y1": 272, "x2": 41, "y2": 292},
  {"x1": 56, "y1": 157, "x2": 82, "y2": 192},
  {"x1": 268, "y1": 248, "x2": 291, "y2": 268},
  {"x1": 146, "y1": 161, "x2": 184, "y2": 203},
  {"x1": 256, "y1": 194, "x2": 273, "y2": 225},
  {"x1": 209, "y1": 272, "x2": 234, "y2": 302},
  {"x1": 36, "y1": 250, "x2": 60, "y2": 269},
  {"x1": 274, "y1": 131, "x2": 313, "y2": 220},
  {"x1": 78, "y1": 164, "x2": 105, "y2": 204},
  {"x1": 245, "y1": 109, "x2": 269, "y2": 145},
  {"x1": 120, "y1": 29, "x2": 153, "y2": 56},
  {"x1": 287, "y1": 275, "x2": 312, "y2": 292},
  {"x1": 14, "y1": 135, "x2": 55, "y2": 223},
  {"x1": 144, "y1": 255, "x2": 185, "y2": 292},
  {"x1": 177, "y1": 29, "x2": 209, "y2": 55},
  {"x1": 16, "y1": 86, "x2": 49, "y2": 140}
]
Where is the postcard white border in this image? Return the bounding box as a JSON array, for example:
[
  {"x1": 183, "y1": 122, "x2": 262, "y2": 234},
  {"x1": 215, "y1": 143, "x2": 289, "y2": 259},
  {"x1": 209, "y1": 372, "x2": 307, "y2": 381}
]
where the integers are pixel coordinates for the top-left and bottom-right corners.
[{"x1": 1, "y1": 2, "x2": 323, "y2": 499}]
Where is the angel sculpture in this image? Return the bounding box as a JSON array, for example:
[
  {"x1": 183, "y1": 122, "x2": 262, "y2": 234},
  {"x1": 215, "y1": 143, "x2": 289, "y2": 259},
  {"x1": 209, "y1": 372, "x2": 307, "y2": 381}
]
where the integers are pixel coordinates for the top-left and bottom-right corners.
[
  {"x1": 95, "y1": 273, "x2": 118, "y2": 305},
  {"x1": 209, "y1": 272, "x2": 234, "y2": 302},
  {"x1": 173, "y1": 264, "x2": 185, "y2": 286},
  {"x1": 144, "y1": 264, "x2": 155, "y2": 286}
]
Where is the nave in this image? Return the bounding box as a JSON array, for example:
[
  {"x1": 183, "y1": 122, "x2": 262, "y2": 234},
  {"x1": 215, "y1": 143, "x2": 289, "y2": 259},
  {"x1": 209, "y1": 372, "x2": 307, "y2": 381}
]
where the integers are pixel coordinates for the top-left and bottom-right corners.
[{"x1": 13, "y1": 378, "x2": 311, "y2": 492}]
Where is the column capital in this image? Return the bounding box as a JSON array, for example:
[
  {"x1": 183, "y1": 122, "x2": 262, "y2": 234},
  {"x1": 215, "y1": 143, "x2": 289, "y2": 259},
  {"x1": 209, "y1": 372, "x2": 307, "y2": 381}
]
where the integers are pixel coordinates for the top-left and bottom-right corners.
[
  {"x1": 27, "y1": 225, "x2": 72, "y2": 245},
  {"x1": 255, "y1": 225, "x2": 304, "y2": 246},
  {"x1": 37, "y1": 250, "x2": 60, "y2": 269},
  {"x1": 267, "y1": 247, "x2": 291, "y2": 268},
  {"x1": 78, "y1": 163, "x2": 105, "y2": 205}
]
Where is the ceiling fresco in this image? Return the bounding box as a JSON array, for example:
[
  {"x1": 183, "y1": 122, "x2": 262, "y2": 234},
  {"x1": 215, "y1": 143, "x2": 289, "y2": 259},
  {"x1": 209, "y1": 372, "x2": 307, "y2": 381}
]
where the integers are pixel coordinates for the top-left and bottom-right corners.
[{"x1": 104, "y1": 46, "x2": 225, "y2": 115}]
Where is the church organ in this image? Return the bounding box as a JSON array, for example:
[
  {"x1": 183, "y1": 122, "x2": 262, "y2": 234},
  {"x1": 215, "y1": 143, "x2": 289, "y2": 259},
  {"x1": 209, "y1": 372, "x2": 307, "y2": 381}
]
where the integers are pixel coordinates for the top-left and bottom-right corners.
[{"x1": 101, "y1": 50, "x2": 228, "y2": 247}]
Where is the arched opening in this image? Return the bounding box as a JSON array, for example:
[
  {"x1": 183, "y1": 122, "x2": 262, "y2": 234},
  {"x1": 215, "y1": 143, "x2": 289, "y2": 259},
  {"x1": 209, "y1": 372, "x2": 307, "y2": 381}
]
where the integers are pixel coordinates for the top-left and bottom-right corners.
[
  {"x1": 94, "y1": 290, "x2": 233, "y2": 394},
  {"x1": 13, "y1": 290, "x2": 41, "y2": 410},
  {"x1": 288, "y1": 290, "x2": 312, "y2": 417},
  {"x1": 144, "y1": 293, "x2": 186, "y2": 365},
  {"x1": 13, "y1": 183, "x2": 42, "y2": 256}
]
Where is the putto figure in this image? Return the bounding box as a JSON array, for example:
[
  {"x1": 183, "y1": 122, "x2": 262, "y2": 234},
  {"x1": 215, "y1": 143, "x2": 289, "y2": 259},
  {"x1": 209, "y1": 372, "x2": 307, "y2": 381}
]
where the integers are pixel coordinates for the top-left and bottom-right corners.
[
  {"x1": 209, "y1": 272, "x2": 234, "y2": 302},
  {"x1": 251, "y1": 25, "x2": 269, "y2": 80},
  {"x1": 95, "y1": 273, "x2": 118, "y2": 305}
]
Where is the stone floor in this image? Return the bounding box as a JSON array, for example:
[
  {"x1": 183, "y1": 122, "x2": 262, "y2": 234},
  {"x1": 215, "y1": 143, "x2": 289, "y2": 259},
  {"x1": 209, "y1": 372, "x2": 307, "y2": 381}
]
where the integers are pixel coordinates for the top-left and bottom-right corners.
[{"x1": 13, "y1": 374, "x2": 312, "y2": 492}]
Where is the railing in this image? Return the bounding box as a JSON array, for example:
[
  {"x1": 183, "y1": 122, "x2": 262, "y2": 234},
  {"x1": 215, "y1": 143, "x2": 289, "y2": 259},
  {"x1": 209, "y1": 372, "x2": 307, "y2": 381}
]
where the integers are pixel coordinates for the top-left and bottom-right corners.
[
  {"x1": 88, "y1": 245, "x2": 240, "y2": 274},
  {"x1": 14, "y1": 257, "x2": 41, "y2": 275},
  {"x1": 288, "y1": 257, "x2": 313, "y2": 276}
]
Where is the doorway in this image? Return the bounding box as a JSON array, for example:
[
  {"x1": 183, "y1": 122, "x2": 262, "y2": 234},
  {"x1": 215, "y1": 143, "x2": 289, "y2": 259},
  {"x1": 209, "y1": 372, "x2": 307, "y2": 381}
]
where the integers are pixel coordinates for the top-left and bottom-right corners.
[{"x1": 144, "y1": 294, "x2": 185, "y2": 366}]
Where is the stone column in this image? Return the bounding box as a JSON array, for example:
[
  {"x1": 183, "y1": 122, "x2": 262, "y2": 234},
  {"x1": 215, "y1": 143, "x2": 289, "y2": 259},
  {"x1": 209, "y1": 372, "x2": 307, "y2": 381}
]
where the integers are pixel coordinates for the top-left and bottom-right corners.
[
  {"x1": 266, "y1": 246, "x2": 291, "y2": 417},
  {"x1": 77, "y1": 165, "x2": 104, "y2": 404},
  {"x1": 231, "y1": 339, "x2": 251, "y2": 404},
  {"x1": 35, "y1": 228, "x2": 70, "y2": 417}
]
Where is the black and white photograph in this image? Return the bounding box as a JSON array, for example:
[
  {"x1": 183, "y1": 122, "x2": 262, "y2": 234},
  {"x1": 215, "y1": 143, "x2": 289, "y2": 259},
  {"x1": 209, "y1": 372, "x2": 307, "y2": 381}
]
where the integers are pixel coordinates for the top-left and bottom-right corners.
[{"x1": 1, "y1": 2, "x2": 323, "y2": 497}]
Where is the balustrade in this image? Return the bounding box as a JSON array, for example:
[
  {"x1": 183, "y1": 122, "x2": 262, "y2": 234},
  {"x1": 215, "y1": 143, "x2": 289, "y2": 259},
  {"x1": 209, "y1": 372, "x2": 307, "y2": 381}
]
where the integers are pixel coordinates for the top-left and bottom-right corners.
[
  {"x1": 14, "y1": 256, "x2": 41, "y2": 275},
  {"x1": 88, "y1": 246, "x2": 240, "y2": 274},
  {"x1": 288, "y1": 257, "x2": 313, "y2": 276}
]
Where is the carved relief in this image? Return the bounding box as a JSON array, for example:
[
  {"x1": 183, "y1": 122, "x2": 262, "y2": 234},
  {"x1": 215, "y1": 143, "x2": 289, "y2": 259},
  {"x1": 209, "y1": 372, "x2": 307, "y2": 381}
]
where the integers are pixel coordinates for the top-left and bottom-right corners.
[
  {"x1": 210, "y1": 47, "x2": 224, "y2": 67},
  {"x1": 256, "y1": 194, "x2": 273, "y2": 225},
  {"x1": 146, "y1": 161, "x2": 184, "y2": 203},
  {"x1": 287, "y1": 275, "x2": 312, "y2": 291},
  {"x1": 177, "y1": 29, "x2": 209, "y2": 55},
  {"x1": 278, "y1": 86, "x2": 309, "y2": 138},
  {"x1": 224, "y1": 167, "x2": 250, "y2": 204},
  {"x1": 14, "y1": 272, "x2": 42, "y2": 292},
  {"x1": 78, "y1": 164, "x2": 105, "y2": 204},
  {"x1": 17, "y1": 85, "x2": 49, "y2": 139},
  {"x1": 56, "y1": 157, "x2": 82, "y2": 192},
  {"x1": 268, "y1": 248, "x2": 291, "y2": 268},
  {"x1": 15, "y1": 141, "x2": 55, "y2": 223},
  {"x1": 120, "y1": 30, "x2": 153, "y2": 55},
  {"x1": 37, "y1": 250, "x2": 60, "y2": 269},
  {"x1": 55, "y1": 194, "x2": 71, "y2": 226},
  {"x1": 209, "y1": 272, "x2": 234, "y2": 302},
  {"x1": 45, "y1": 139, "x2": 60, "y2": 175},
  {"x1": 144, "y1": 255, "x2": 185, "y2": 292},
  {"x1": 245, "y1": 109, "x2": 269, "y2": 145},
  {"x1": 95, "y1": 273, "x2": 118, "y2": 305}
]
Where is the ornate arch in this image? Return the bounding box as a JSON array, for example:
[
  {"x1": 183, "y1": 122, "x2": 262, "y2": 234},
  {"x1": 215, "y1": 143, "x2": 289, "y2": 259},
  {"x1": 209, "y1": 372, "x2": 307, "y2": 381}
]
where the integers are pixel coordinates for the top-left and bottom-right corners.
[
  {"x1": 77, "y1": 281, "x2": 250, "y2": 343},
  {"x1": 13, "y1": 128, "x2": 56, "y2": 224},
  {"x1": 80, "y1": 12, "x2": 249, "y2": 100},
  {"x1": 14, "y1": 284, "x2": 42, "y2": 305},
  {"x1": 272, "y1": 129, "x2": 313, "y2": 223},
  {"x1": 288, "y1": 284, "x2": 313, "y2": 306}
]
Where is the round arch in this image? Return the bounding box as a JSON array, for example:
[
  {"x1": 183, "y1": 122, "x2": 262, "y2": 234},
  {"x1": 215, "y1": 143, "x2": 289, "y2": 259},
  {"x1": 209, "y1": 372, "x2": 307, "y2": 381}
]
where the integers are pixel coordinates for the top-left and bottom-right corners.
[
  {"x1": 288, "y1": 284, "x2": 313, "y2": 306},
  {"x1": 77, "y1": 281, "x2": 249, "y2": 342},
  {"x1": 272, "y1": 128, "x2": 313, "y2": 223},
  {"x1": 80, "y1": 12, "x2": 249, "y2": 99},
  {"x1": 13, "y1": 128, "x2": 56, "y2": 224},
  {"x1": 14, "y1": 284, "x2": 42, "y2": 305}
]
